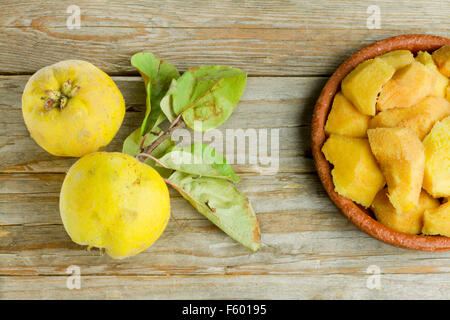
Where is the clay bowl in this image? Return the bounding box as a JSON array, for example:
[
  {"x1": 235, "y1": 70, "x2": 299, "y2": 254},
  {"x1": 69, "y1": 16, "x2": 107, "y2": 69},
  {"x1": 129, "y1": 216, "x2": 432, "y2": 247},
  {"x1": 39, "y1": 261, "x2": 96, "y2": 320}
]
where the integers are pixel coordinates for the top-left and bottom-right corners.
[{"x1": 312, "y1": 34, "x2": 450, "y2": 251}]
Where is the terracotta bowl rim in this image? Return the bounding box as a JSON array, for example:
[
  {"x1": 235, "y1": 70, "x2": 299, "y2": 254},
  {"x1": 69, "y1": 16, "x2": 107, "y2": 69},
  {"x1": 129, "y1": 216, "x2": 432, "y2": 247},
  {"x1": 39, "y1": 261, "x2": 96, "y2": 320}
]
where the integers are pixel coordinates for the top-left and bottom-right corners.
[{"x1": 311, "y1": 34, "x2": 450, "y2": 251}]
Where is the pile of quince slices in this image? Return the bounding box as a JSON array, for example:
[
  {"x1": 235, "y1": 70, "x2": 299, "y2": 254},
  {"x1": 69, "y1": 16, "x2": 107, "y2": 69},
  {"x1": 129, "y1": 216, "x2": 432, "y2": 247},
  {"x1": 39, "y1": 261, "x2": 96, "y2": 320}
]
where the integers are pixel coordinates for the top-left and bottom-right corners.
[{"x1": 322, "y1": 45, "x2": 450, "y2": 236}]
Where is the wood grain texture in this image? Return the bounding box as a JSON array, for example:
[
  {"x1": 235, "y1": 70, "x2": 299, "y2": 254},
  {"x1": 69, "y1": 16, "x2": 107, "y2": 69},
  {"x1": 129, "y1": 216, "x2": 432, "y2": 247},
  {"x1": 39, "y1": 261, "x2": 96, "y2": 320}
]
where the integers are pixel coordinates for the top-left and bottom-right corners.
[
  {"x1": 2, "y1": 274, "x2": 450, "y2": 299},
  {"x1": 0, "y1": 0, "x2": 448, "y2": 75}
]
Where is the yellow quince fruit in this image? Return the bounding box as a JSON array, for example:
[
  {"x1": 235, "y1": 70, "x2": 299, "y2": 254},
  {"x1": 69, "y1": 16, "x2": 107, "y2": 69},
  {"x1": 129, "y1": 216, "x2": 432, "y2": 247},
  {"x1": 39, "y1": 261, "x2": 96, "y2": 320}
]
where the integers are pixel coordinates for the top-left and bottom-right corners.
[
  {"x1": 22, "y1": 60, "x2": 125, "y2": 157},
  {"x1": 60, "y1": 152, "x2": 170, "y2": 259},
  {"x1": 368, "y1": 127, "x2": 425, "y2": 213}
]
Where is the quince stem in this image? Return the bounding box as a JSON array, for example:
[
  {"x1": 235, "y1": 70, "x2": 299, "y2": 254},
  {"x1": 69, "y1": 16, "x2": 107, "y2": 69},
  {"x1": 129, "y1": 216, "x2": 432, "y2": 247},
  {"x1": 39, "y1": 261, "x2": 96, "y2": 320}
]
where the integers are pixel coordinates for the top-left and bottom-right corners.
[
  {"x1": 135, "y1": 152, "x2": 169, "y2": 168},
  {"x1": 42, "y1": 79, "x2": 80, "y2": 111}
]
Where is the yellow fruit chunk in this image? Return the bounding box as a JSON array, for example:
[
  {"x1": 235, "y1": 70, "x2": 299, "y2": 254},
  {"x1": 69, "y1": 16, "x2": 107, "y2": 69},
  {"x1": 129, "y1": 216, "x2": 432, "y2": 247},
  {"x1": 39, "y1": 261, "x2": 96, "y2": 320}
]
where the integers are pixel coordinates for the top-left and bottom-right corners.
[
  {"x1": 432, "y1": 45, "x2": 450, "y2": 77},
  {"x1": 367, "y1": 128, "x2": 425, "y2": 213},
  {"x1": 22, "y1": 60, "x2": 125, "y2": 157},
  {"x1": 379, "y1": 50, "x2": 414, "y2": 70},
  {"x1": 325, "y1": 92, "x2": 370, "y2": 138},
  {"x1": 372, "y1": 189, "x2": 439, "y2": 234},
  {"x1": 446, "y1": 86, "x2": 450, "y2": 102},
  {"x1": 422, "y1": 202, "x2": 450, "y2": 236},
  {"x1": 416, "y1": 51, "x2": 449, "y2": 98},
  {"x1": 322, "y1": 135, "x2": 385, "y2": 207},
  {"x1": 369, "y1": 96, "x2": 450, "y2": 140},
  {"x1": 416, "y1": 51, "x2": 436, "y2": 68},
  {"x1": 60, "y1": 152, "x2": 170, "y2": 259},
  {"x1": 342, "y1": 58, "x2": 395, "y2": 116},
  {"x1": 377, "y1": 61, "x2": 435, "y2": 111},
  {"x1": 422, "y1": 116, "x2": 450, "y2": 197},
  {"x1": 432, "y1": 73, "x2": 449, "y2": 98}
]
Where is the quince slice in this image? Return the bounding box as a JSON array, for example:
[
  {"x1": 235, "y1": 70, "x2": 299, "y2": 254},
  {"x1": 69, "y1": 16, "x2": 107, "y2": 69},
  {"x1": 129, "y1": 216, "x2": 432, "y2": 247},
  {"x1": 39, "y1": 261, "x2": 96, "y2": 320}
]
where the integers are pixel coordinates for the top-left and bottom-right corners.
[
  {"x1": 367, "y1": 127, "x2": 425, "y2": 213},
  {"x1": 416, "y1": 51, "x2": 450, "y2": 98},
  {"x1": 423, "y1": 116, "x2": 450, "y2": 197},
  {"x1": 372, "y1": 189, "x2": 439, "y2": 234},
  {"x1": 432, "y1": 45, "x2": 450, "y2": 77},
  {"x1": 322, "y1": 135, "x2": 385, "y2": 207},
  {"x1": 325, "y1": 92, "x2": 370, "y2": 138},
  {"x1": 369, "y1": 96, "x2": 450, "y2": 140},
  {"x1": 379, "y1": 50, "x2": 414, "y2": 70},
  {"x1": 377, "y1": 61, "x2": 435, "y2": 111},
  {"x1": 341, "y1": 58, "x2": 395, "y2": 116},
  {"x1": 422, "y1": 202, "x2": 450, "y2": 236}
]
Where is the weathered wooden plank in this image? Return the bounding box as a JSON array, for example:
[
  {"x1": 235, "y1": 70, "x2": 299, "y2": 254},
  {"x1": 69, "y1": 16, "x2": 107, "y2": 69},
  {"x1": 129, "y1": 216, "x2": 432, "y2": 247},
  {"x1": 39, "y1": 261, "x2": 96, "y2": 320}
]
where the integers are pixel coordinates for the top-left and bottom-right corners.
[
  {"x1": 1, "y1": 273, "x2": 450, "y2": 299},
  {"x1": 0, "y1": 76, "x2": 324, "y2": 173},
  {"x1": 3, "y1": 221, "x2": 450, "y2": 278},
  {"x1": 0, "y1": 0, "x2": 448, "y2": 75},
  {"x1": 3, "y1": 0, "x2": 447, "y2": 29}
]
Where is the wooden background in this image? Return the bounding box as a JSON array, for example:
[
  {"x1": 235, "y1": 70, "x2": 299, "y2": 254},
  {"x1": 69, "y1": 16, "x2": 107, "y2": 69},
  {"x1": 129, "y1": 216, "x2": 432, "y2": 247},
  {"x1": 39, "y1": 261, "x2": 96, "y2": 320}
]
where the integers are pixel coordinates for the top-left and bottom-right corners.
[{"x1": 1, "y1": 0, "x2": 450, "y2": 299}]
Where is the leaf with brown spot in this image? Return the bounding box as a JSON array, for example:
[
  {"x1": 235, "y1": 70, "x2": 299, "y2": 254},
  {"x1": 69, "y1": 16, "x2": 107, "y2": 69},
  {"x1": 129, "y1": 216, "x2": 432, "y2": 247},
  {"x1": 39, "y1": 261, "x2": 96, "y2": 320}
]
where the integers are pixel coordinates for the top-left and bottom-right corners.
[{"x1": 171, "y1": 65, "x2": 247, "y2": 131}]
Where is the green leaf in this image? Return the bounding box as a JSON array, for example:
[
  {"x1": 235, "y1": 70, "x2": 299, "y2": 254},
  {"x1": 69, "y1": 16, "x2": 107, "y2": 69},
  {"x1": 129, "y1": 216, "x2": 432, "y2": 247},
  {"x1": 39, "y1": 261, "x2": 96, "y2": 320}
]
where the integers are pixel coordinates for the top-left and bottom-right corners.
[
  {"x1": 172, "y1": 66, "x2": 247, "y2": 131},
  {"x1": 146, "y1": 142, "x2": 175, "y2": 178},
  {"x1": 123, "y1": 128, "x2": 147, "y2": 157},
  {"x1": 140, "y1": 82, "x2": 153, "y2": 135},
  {"x1": 122, "y1": 127, "x2": 174, "y2": 178},
  {"x1": 167, "y1": 171, "x2": 260, "y2": 251},
  {"x1": 158, "y1": 143, "x2": 240, "y2": 182},
  {"x1": 123, "y1": 127, "x2": 158, "y2": 157},
  {"x1": 131, "y1": 52, "x2": 180, "y2": 134}
]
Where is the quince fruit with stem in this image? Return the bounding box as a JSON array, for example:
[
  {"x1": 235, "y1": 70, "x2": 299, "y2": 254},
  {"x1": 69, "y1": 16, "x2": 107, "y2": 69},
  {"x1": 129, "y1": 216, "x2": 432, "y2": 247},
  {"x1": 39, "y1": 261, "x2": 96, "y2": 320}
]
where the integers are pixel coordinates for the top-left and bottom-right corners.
[{"x1": 60, "y1": 152, "x2": 170, "y2": 259}]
